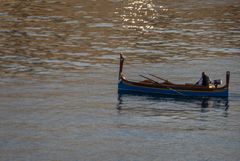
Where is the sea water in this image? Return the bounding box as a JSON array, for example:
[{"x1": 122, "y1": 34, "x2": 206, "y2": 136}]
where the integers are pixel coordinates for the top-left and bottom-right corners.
[{"x1": 0, "y1": 0, "x2": 240, "y2": 160}]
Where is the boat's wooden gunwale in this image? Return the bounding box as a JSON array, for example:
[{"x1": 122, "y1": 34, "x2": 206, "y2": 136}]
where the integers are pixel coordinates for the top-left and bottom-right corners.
[{"x1": 121, "y1": 76, "x2": 227, "y2": 92}]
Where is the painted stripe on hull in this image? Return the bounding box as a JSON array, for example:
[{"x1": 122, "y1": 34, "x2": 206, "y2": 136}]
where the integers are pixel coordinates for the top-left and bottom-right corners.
[{"x1": 118, "y1": 81, "x2": 228, "y2": 97}]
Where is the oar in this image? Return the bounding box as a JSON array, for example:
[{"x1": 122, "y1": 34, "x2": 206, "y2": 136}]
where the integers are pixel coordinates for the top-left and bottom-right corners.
[
  {"x1": 149, "y1": 73, "x2": 173, "y2": 84},
  {"x1": 139, "y1": 75, "x2": 185, "y2": 96},
  {"x1": 139, "y1": 75, "x2": 161, "y2": 85}
]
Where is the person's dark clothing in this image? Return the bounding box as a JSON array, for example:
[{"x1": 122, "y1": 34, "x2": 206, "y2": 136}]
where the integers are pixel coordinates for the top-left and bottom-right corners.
[{"x1": 202, "y1": 74, "x2": 210, "y2": 86}]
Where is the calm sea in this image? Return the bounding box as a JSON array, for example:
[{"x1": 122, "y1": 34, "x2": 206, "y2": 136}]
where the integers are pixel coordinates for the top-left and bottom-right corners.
[{"x1": 0, "y1": 0, "x2": 240, "y2": 161}]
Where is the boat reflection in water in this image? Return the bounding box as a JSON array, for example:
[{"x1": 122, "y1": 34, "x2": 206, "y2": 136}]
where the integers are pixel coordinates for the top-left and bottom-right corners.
[{"x1": 117, "y1": 91, "x2": 229, "y2": 116}]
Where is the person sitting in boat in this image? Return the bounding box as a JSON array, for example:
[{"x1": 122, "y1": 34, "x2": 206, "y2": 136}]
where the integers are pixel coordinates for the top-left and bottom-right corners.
[{"x1": 196, "y1": 72, "x2": 211, "y2": 86}]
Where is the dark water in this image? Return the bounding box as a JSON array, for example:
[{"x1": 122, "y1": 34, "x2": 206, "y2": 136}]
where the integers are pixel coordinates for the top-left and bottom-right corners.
[{"x1": 0, "y1": 0, "x2": 240, "y2": 161}]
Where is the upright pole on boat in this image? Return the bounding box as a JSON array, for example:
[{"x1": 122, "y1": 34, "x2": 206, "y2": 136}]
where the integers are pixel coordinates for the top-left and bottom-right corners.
[
  {"x1": 226, "y1": 71, "x2": 230, "y2": 88},
  {"x1": 119, "y1": 53, "x2": 124, "y2": 80}
]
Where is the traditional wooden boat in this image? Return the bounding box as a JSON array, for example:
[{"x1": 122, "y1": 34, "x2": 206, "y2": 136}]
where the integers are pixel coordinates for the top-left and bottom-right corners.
[{"x1": 118, "y1": 54, "x2": 230, "y2": 97}]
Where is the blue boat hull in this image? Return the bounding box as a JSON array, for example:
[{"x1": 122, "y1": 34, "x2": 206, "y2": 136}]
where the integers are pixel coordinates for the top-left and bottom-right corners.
[{"x1": 118, "y1": 80, "x2": 228, "y2": 97}]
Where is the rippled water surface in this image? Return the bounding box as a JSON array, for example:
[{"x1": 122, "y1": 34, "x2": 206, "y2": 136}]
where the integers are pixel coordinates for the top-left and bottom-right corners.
[{"x1": 0, "y1": 0, "x2": 240, "y2": 161}]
